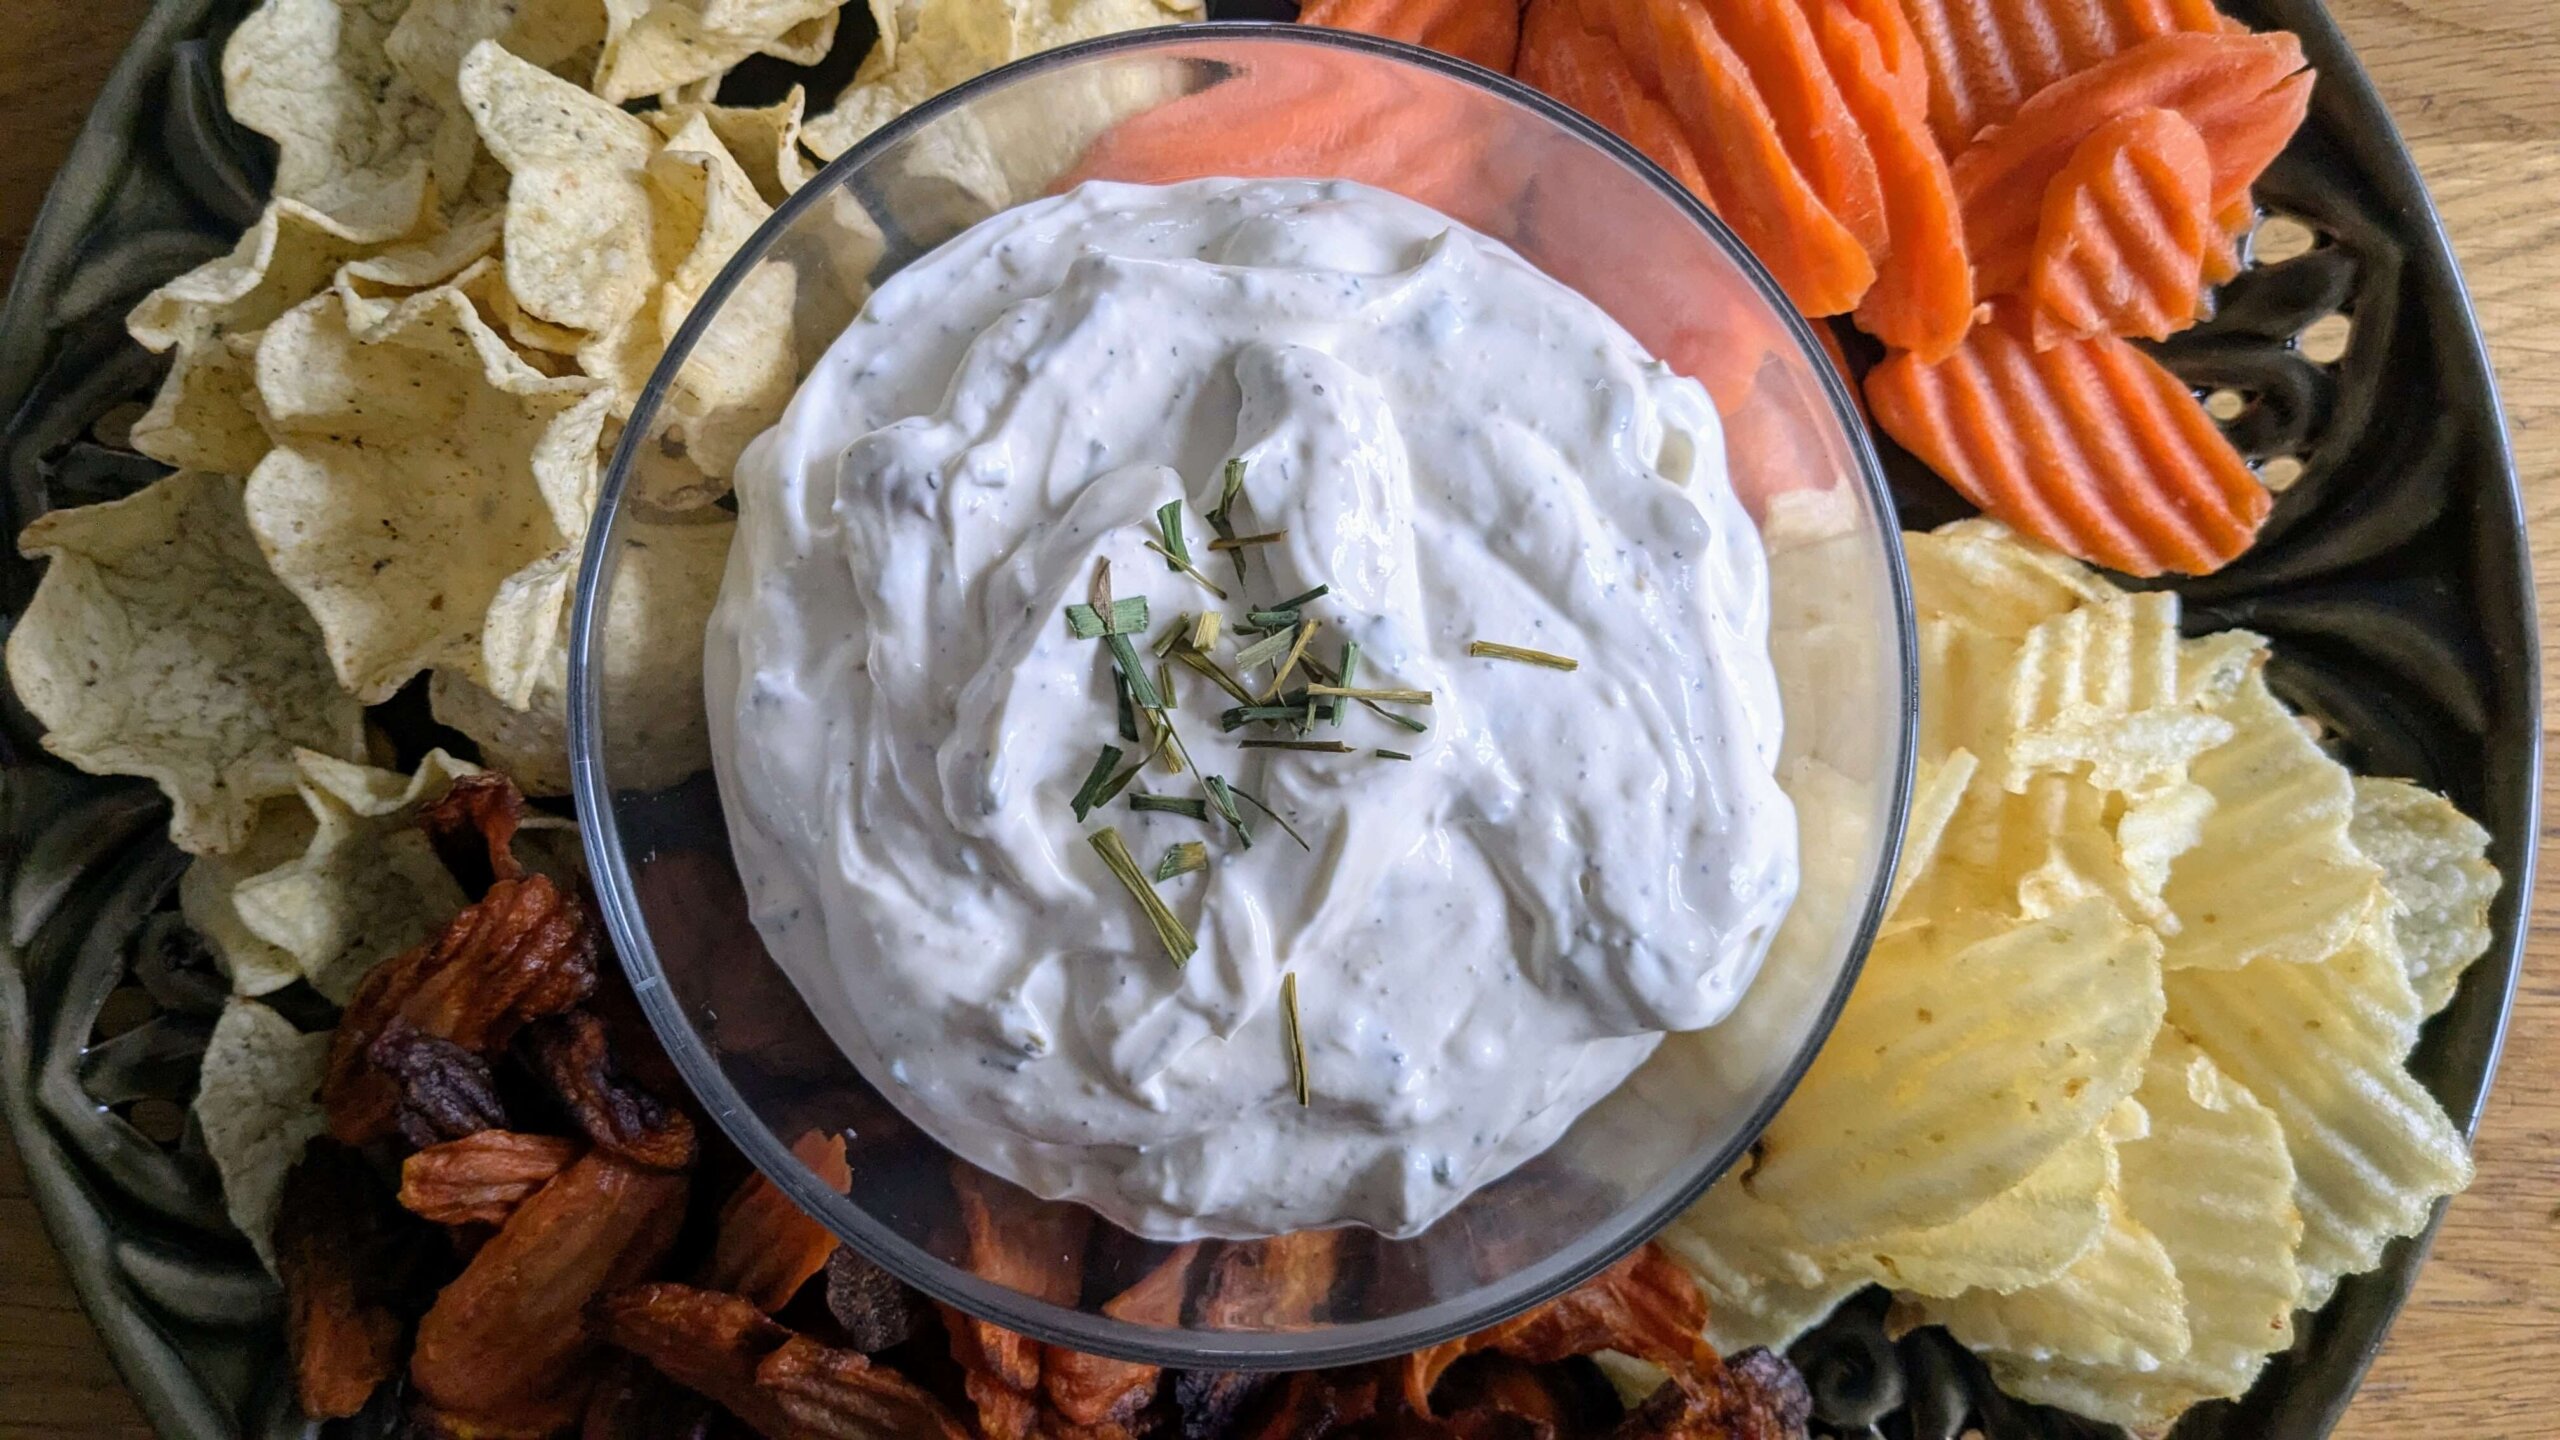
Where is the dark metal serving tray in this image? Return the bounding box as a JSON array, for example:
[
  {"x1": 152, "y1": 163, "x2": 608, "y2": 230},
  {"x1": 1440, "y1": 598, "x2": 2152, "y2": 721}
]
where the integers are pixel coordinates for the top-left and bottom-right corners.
[{"x1": 0, "y1": 1, "x2": 2532, "y2": 1437}]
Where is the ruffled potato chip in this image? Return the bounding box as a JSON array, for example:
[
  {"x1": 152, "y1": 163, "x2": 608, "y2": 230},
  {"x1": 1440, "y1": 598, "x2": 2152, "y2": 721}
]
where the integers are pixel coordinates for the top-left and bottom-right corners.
[
  {"x1": 1657, "y1": 1179, "x2": 1859, "y2": 1354},
  {"x1": 2351, "y1": 776, "x2": 2500, "y2": 1017},
  {"x1": 196, "y1": 998, "x2": 331, "y2": 1270},
  {"x1": 7, "y1": 472, "x2": 366, "y2": 853},
  {"x1": 1903, "y1": 518, "x2": 2113, "y2": 638},
  {"x1": 1982, "y1": 1031, "x2": 2303, "y2": 1429},
  {"x1": 1887, "y1": 747, "x2": 1976, "y2": 921},
  {"x1": 2161, "y1": 663, "x2": 2384, "y2": 971},
  {"x1": 1745, "y1": 898, "x2": 2165, "y2": 1247},
  {"x1": 246, "y1": 287, "x2": 609, "y2": 702},
  {"x1": 2002, "y1": 592, "x2": 2231, "y2": 795},
  {"x1": 223, "y1": 0, "x2": 452, "y2": 240},
  {"x1": 1924, "y1": 1203, "x2": 2189, "y2": 1373},
  {"x1": 1844, "y1": 1116, "x2": 2119, "y2": 1299},
  {"x1": 596, "y1": 0, "x2": 849, "y2": 103}
]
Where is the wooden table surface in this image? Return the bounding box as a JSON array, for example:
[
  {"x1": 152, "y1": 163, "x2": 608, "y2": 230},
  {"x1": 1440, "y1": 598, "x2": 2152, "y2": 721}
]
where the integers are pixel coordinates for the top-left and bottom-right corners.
[{"x1": 0, "y1": 1, "x2": 2553, "y2": 1436}]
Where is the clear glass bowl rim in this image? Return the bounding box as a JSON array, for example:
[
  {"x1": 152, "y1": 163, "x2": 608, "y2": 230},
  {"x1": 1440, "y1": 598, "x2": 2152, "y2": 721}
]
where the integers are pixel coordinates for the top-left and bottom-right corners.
[{"x1": 570, "y1": 19, "x2": 1920, "y2": 1370}]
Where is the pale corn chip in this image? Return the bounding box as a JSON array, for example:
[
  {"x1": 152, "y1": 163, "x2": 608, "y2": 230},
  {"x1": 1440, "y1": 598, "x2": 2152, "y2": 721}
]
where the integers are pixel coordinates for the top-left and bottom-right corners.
[
  {"x1": 1904, "y1": 519, "x2": 2112, "y2": 638},
  {"x1": 128, "y1": 198, "x2": 395, "y2": 352},
  {"x1": 6, "y1": 472, "x2": 365, "y2": 853},
  {"x1": 181, "y1": 800, "x2": 323, "y2": 995},
  {"x1": 223, "y1": 0, "x2": 449, "y2": 240},
  {"x1": 649, "y1": 87, "x2": 818, "y2": 203},
  {"x1": 386, "y1": 0, "x2": 606, "y2": 189},
  {"x1": 636, "y1": 117, "x2": 796, "y2": 491},
  {"x1": 196, "y1": 998, "x2": 330, "y2": 1270},
  {"x1": 2167, "y1": 954, "x2": 2473, "y2": 1309},
  {"x1": 1844, "y1": 1118, "x2": 2118, "y2": 1298},
  {"x1": 130, "y1": 330, "x2": 270, "y2": 474},
  {"x1": 2350, "y1": 776, "x2": 2499, "y2": 1017},
  {"x1": 225, "y1": 750, "x2": 479, "y2": 1003},
  {"x1": 1982, "y1": 1032, "x2": 2303, "y2": 1428},
  {"x1": 1925, "y1": 1204, "x2": 2189, "y2": 1372},
  {"x1": 2160, "y1": 666, "x2": 2384, "y2": 970},
  {"x1": 246, "y1": 288, "x2": 608, "y2": 702},
  {"x1": 595, "y1": 0, "x2": 849, "y2": 103},
  {"x1": 330, "y1": 205, "x2": 505, "y2": 336},
  {"x1": 1744, "y1": 898, "x2": 2164, "y2": 1245}
]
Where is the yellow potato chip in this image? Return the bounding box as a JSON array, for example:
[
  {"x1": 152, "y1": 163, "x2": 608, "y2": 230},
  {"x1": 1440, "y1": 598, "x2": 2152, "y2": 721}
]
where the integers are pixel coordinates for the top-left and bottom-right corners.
[
  {"x1": 181, "y1": 800, "x2": 323, "y2": 996},
  {"x1": 1887, "y1": 747, "x2": 1976, "y2": 920},
  {"x1": 2001, "y1": 592, "x2": 2231, "y2": 795},
  {"x1": 1658, "y1": 1178, "x2": 1861, "y2": 1354},
  {"x1": 1982, "y1": 1031, "x2": 2302, "y2": 1428},
  {"x1": 595, "y1": 0, "x2": 849, "y2": 103},
  {"x1": 130, "y1": 329, "x2": 270, "y2": 475},
  {"x1": 2114, "y1": 779, "x2": 2213, "y2": 918},
  {"x1": 246, "y1": 288, "x2": 608, "y2": 702},
  {"x1": 7, "y1": 472, "x2": 366, "y2": 854},
  {"x1": 2160, "y1": 665, "x2": 2384, "y2": 970},
  {"x1": 223, "y1": 750, "x2": 480, "y2": 1003},
  {"x1": 650, "y1": 87, "x2": 818, "y2": 203},
  {"x1": 1916, "y1": 616, "x2": 2014, "y2": 766},
  {"x1": 1744, "y1": 898, "x2": 2164, "y2": 1246},
  {"x1": 1945, "y1": 774, "x2": 2163, "y2": 932},
  {"x1": 2350, "y1": 776, "x2": 2499, "y2": 1018},
  {"x1": 1924, "y1": 1203, "x2": 2189, "y2": 1372},
  {"x1": 195, "y1": 998, "x2": 329, "y2": 1270},
  {"x1": 1843, "y1": 1115, "x2": 2118, "y2": 1298},
  {"x1": 2167, "y1": 955, "x2": 2473, "y2": 1309},
  {"x1": 1904, "y1": 519, "x2": 2112, "y2": 638},
  {"x1": 223, "y1": 0, "x2": 450, "y2": 240}
]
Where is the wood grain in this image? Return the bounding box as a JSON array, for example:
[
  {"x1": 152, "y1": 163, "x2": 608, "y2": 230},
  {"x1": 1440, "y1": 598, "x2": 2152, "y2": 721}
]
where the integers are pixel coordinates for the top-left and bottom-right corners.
[{"x1": 0, "y1": 2, "x2": 2550, "y2": 1438}]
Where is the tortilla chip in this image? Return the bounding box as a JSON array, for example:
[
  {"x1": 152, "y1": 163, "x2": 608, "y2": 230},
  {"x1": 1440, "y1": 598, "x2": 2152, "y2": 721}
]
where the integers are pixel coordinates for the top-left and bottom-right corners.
[
  {"x1": 245, "y1": 288, "x2": 608, "y2": 702},
  {"x1": 222, "y1": 0, "x2": 450, "y2": 240},
  {"x1": 642, "y1": 118, "x2": 795, "y2": 493},
  {"x1": 386, "y1": 0, "x2": 607, "y2": 192},
  {"x1": 197, "y1": 998, "x2": 332, "y2": 1270},
  {"x1": 331, "y1": 206, "x2": 506, "y2": 337},
  {"x1": 129, "y1": 199, "x2": 400, "y2": 353},
  {"x1": 130, "y1": 329, "x2": 270, "y2": 475},
  {"x1": 223, "y1": 751, "x2": 481, "y2": 1003},
  {"x1": 6, "y1": 472, "x2": 366, "y2": 853},
  {"x1": 649, "y1": 88, "x2": 818, "y2": 204},
  {"x1": 182, "y1": 800, "x2": 324, "y2": 996},
  {"x1": 595, "y1": 0, "x2": 851, "y2": 104}
]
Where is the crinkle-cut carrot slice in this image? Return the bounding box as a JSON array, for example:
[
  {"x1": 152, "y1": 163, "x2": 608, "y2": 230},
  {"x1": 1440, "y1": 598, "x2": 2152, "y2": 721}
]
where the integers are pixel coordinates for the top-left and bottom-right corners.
[
  {"x1": 1803, "y1": 0, "x2": 1976, "y2": 360},
  {"x1": 1896, "y1": 0, "x2": 2232, "y2": 153},
  {"x1": 2203, "y1": 192, "x2": 2254, "y2": 282},
  {"x1": 1866, "y1": 303, "x2": 2271, "y2": 576},
  {"x1": 2027, "y1": 106, "x2": 2214, "y2": 346},
  {"x1": 1955, "y1": 31, "x2": 2313, "y2": 298},
  {"x1": 1299, "y1": 0, "x2": 1523, "y2": 74},
  {"x1": 1577, "y1": 0, "x2": 1877, "y2": 315},
  {"x1": 1704, "y1": 0, "x2": 1890, "y2": 258},
  {"x1": 1521, "y1": 0, "x2": 1720, "y2": 201}
]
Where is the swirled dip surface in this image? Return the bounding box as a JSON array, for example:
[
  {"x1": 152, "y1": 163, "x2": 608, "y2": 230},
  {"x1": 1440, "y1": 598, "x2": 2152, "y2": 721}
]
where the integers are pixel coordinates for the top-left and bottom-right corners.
[{"x1": 706, "y1": 179, "x2": 1797, "y2": 1239}]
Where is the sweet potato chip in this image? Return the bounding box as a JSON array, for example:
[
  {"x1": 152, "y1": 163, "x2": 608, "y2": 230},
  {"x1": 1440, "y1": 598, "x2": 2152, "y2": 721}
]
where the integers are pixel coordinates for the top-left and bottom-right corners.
[
  {"x1": 827, "y1": 1246, "x2": 929, "y2": 1353},
  {"x1": 1042, "y1": 1246, "x2": 1195, "y2": 1429},
  {"x1": 6, "y1": 471, "x2": 366, "y2": 853},
  {"x1": 522, "y1": 1009, "x2": 700, "y2": 1171},
  {"x1": 1405, "y1": 1244, "x2": 1707, "y2": 1413},
  {"x1": 401, "y1": 1130, "x2": 584, "y2": 1226},
  {"x1": 602, "y1": 1283, "x2": 802, "y2": 1437},
  {"x1": 706, "y1": 1130, "x2": 854, "y2": 1310},
  {"x1": 196, "y1": 998, "x2": 332, "y2": 1268},
  {"x1": 277, "y1": 1139, "x2": 418, "y2": 1418},
  {"x1": 762, "y1": 1334, "x2": 976, "y2": 1440},
  {"x1": 2027, "y1": 106, "x2": 2215, "y2": 345},
  {"x1": 221, "y1": 0, "x2": 449, "y2": 240},
  {"x1": 372, "y1": 1018, "x2": 511, "y2": 1147}
]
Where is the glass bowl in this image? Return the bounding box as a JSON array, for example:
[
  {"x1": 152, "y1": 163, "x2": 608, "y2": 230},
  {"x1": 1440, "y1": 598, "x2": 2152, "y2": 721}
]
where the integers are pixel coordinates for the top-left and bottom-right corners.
[{"x1": 570, "y1": 21, "x2": 1914, "y2": 1370}]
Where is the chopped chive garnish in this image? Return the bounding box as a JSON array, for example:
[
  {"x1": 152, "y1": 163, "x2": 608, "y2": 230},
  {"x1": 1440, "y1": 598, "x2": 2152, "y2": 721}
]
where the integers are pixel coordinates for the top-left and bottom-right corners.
[
  {"x1": 1232, "y1": 626, "x2": 1298, "y2": 671},
  {"x1": 1261, "y1": 620, "x2": 1319, "y2": 700},
  {"x1": 1130, "y1": 794, "x2": 1211, "y2": 819},
  {"x1": 1306, "y1": 684, "x2": 1432, "y2": 705},
  {"x1": 1208, "y1": 529, "x2": 1288, "y2": 551},
  {"x1": 1282, "y1": 971, "x2": 1309, "y2": 1107},
  {"x1": 1468, "y1": 640, "x2": 1580, "y2": 671},
  {"x1": 1156, "y1": 663, "x2": 1183, "y2": 773},
  {"x1": 1112, "y1": 669, "x2": 1140, "y2": 743},
  {"x1": 1231, "y1": 785, "x2": 1311, "y2": 851},
  {"x1": 1333, "y1": 640, "x2": 1359, "y2": 727},
  {"x1": 1070, "y1": 745, "x2": 1125, "y2": 820},
  {"x1": 1175, "y1": 647, "x2": 1256, "y2": 704},
  {"x1": 1271, "y1": 585, "x2": 1331, "y2": 612},
  {"x1": 1106, "y1": 633, "x2": 1164, "y2": 710},
  {"x1": 1302, "y1": 654, "x2": 1431, "y2": 733},
  {"x1": 1155, "y1": 841, "x2": 1209, "y2": 882},
  {"x1": 1089, "y1": 827, "x2": 1194, "y2": 967},
  {"x1": 1156, "y1": 500, "x2": 1189, "y2": 571},
  {"x1": 1143, "y1": 539, "x2": 1231, "y2": 600},
  {"x1": 1090, "y1": 557, "x2": 1114, "y2": 615},
  {"x1": 1152, "y1": 612, "x2": 1191, "y2": 658},
  {"x1": 1374, "y1": 748, "x2": 1413, "y2": 761},
  {"x1": 1208, "y1": 459, "x2": 1249, "y2": 583},
  {"x1": 1241, "y1": 740, "x2": 1355, "y2": 753},
  {"x1": 1245, "y1": 608, "x2": 1303, "y2": 629},
  {"x1": 1066, "y1": 597, "x2": 1150, "y2": 638},
  {"x1": 1222, "y1": 704, "x2": 1312, "y2": 731},
  {"x1": 1202, "y1": 775, "x2": 1251, "y2": 849},
  {"x1": 1191, "y1": 611, "x2": 1221, "y2": 651}
]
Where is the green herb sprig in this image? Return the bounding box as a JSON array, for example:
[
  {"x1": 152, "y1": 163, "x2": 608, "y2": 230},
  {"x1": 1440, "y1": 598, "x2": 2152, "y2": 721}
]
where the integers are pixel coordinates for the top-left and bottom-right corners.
[
  {"x1": 1089, "y1": 827, "x2": 1194, "y2": 967},
  {"x1": 1467, "y1": 640, "x2": 1580, "y2": 671}
]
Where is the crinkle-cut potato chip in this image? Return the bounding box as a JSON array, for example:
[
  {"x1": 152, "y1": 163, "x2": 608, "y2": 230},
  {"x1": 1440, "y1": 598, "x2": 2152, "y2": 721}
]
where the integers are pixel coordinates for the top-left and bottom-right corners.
[
  {"x1": 2001, "y1": 593, "x2": 2233, "y2": 796},
  {"x1": 1925, "y1": 1203, "x2": 2190, "y2": 1373},
  {"x1": 1903, "y1": 519, "x2": 2113, "y2": 638},
  {"x1": 2167, "y1": 956, "x2": 2473, "y2": 1310},
  {"x1": 223, "y1": 0, "x2": 451, "y2": 240},
  {"x1": 182, "y1": 801, "x2": 323, "y2": 996},
  {"x1": 458, "y1": 42, "x2": 663, "y2": 348},
  {"x1": 1981, "y1": 1031, "x2": 2303, "y2": 1429},
  {"x1": 196, "y1": 998, "x2": 330, "y2": 1269},
  {"x1": 434, "y1": 517, "x2": 737, "y2": 796},
  {"x1": 1843, "y1": 1114, "x2": 2119, "y2": 1298},
  {"x1": 224, "y1": 750, "x2": 480, "y2": 1003},
  {"x1": 1888, "y1": 747, "x2": 1977, "y2": 919},
  {"x1": 386, "y1": 0, "x2": 606, "y2": 193},
  {"x1": 2116, "y1": 778, "x2": 2213, "y2": 914},
  {"x1": 7, "y1": 472, "x2": 366, "y2": 854},
  {"x1": 246, "y1": 288, "x2": 608, "y2": 703},
  {"x1": 2351, "y1": 776, "x2": 2500, "y2": 1018},
  {"x1": 130, "y1": 330, "x2": 270, "y2": 475},
  {"x1": 594, "y1": 0, "x2": 849, "y2": 104},
  {"x1": 1917, "y1": 616, "x2": 2016, "y2": 767},
  {"x1": 650, "y1": 87, "x2": 818, "y2": 204},
  {"x1": 1744, "y1": 898, "x2": 2164, "y2": 1246},
  {"x1": 2178, "y1": 625, "x2": 2264, "y2": 710},
  {"x1": 802, "y1": 0, "x2": 1201, "y2": 161},
  {"x1": 2160, "y1": 666, "x2": 2384, "y2": 971},
  {"x1": 1939, "y1": 773, "x2": 2189, "y2": 935},
  {"x1": 1657, "y1": 1179, "x2": 1860, "y2": 1354}
]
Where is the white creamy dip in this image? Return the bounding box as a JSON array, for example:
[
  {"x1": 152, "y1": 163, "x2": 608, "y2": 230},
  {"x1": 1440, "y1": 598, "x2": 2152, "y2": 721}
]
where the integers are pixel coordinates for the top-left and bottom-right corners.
[{"x1": 705, "y1": 178, "x2": 1797, "y2": 1240}]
